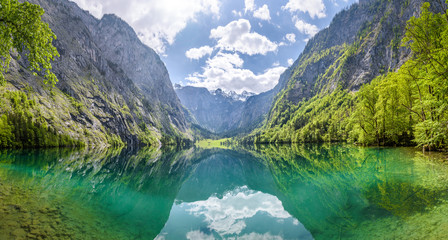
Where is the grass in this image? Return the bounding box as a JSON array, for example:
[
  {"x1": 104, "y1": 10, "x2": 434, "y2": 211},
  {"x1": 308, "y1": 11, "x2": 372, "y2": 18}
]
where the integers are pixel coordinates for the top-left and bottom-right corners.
[{"x1": 195, "y1": 138, "x2": 232, "y2": 149}]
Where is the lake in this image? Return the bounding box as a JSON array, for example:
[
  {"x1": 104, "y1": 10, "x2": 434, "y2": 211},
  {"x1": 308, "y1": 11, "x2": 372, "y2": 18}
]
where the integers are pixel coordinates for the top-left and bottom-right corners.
[{"x1": 1, "y1": 144, "x2": 448, "y2": 239}]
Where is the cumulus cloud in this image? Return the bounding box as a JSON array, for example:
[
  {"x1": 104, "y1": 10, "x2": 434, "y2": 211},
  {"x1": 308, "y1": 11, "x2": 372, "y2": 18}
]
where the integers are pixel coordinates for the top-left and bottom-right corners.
[
  {"x1": 185, "y1": 231, "x2": 283, "y2": 240},
  {"x1": 288, "y1": 58, "x2": 294, "y2": 66},
  {"x1": 70, "y1": 0, "x2": 103, "y2": 18},
  {"x1": 238, "y1": 233, "x2": 284, "y2": 240},
  {"x1": 186, "y1": 52, "x2": 286, "y2": 94},
  {"x1": 185, "y1": 46, "x2": 214, "y2": 60},
  {"x1": 232, "y1": 9, "x2": 242, "y2": 17},
  {"x1": 294, "y1": 18, "x2": 319, "y2": 37},
  {"x1": 253, "y1": 4, "x2": 271, "y2": 21},
  {"x1": 282, "y1": 0, "x2": 326, "y2": 19},
  {"x1": 184, "y1": 186, "x2": 293, "y2": 236},
  {"x1": 210, "y1": 19, "x2": 278, "y2": 55},
  {"x1": 186, "y1": 231, "x2": 215, "y2": 240},
  {"x1": 244, "y1": 0, "x2": 255, "y2": 13},
  {"x1": 285, "y1": 33, "x2": 296, "y2": 43},
  {"x1": 70, "y1": 0, "x2": 221, "y2": 54}
]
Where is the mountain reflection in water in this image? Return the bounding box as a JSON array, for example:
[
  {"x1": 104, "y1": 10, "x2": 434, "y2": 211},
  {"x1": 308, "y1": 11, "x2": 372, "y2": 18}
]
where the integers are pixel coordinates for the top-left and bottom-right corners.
[{"x1": 1, "y1": 144, "x2": 448, "y2": 240}]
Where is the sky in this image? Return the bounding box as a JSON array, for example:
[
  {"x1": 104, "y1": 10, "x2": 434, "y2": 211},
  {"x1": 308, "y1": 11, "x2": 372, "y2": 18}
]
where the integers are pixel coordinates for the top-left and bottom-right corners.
[{"x1": 71, "y1": 0, "x2": 358, "y2": 94}]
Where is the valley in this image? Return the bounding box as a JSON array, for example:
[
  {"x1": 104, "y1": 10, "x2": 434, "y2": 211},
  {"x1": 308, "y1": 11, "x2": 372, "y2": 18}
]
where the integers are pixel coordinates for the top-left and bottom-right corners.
[{"x1": 1, "y1": 0, "x2": 448, "y2": 239}]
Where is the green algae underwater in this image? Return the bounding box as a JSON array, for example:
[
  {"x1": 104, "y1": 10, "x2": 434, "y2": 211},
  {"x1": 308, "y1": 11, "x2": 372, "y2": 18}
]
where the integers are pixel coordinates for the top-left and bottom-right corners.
[{"x1": 0, "y1": 144, "x2": 448, "y2": 240}]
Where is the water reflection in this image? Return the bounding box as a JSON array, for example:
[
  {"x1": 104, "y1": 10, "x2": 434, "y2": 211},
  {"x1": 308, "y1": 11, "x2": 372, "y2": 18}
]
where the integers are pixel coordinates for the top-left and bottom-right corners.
[
  {"x1": 0, "y1": 144, "x2": 448, "y2": 240},
  {"x1": 247, "y1": 144, "x2": 448, "y2": 239},
  {"x1": 158, "y1": 185, "x2": 312, "y2": 240},
  {"x1": 0, "y1": 147, "x2": 206, "y2": 239}
]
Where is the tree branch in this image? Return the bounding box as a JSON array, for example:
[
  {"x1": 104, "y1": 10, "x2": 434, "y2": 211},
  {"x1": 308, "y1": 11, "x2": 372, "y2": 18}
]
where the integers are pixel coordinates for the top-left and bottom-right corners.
[{"x1": 401, "y1": 103, "x2": 424, "y2": 121}]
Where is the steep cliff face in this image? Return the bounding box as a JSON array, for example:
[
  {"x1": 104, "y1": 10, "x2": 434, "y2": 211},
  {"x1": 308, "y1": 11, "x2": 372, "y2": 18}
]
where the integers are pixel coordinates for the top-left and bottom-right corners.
[
  {"x1": 1, "y1": 0, "x2": 190, "y2": 147},
  {"x1": 266, "y1": 0, "x2": 423, "y2": 126},
  {"x1": 175, "y1": 65, "x2": 292, "y2": 136},
  {"x1": 237, "y1": 0, "x2": 448, "y2": 144},
  {"x1": 175, "y1": 86, "x2": 245, "y2": 134},
  {"x1": 91, "y1": 14, "x2": 188, "y2": 132}
]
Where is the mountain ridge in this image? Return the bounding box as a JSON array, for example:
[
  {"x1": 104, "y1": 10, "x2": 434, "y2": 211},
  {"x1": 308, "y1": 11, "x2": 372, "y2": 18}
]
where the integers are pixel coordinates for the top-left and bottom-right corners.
[
  {"x1": 174, "y1": 57, "x2": 294, "y2": 137},
  {"x1": 241, "y1": 0, "x2": 445, "y2": 145},
  {"x1": 0, "y1": 0, "x2": 192, "y2": 148}
]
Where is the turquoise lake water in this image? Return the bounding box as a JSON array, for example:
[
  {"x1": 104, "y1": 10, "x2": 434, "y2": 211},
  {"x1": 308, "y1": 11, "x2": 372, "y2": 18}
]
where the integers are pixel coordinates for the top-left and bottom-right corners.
[{"x1": 1, "y1": 144, "x2": 448, "y2": 239}]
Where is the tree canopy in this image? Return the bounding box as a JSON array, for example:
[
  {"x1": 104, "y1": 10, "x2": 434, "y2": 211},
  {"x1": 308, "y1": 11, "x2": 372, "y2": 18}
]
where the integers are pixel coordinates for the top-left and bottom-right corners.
[
  {"x1": 0, "y1": 0, "x2": 59, "y2": 85},
  {"x1": 241, "y1": 1, "x2": 448, "y2": 150}
]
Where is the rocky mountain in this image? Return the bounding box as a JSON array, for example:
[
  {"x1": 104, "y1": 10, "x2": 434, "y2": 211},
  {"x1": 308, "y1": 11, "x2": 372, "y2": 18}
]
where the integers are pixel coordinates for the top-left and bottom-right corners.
[
  {"x1": 175, "y1": 86, "x2": 245, "y2": 134},
  {"x1": 243, "y1": 0, "x2": 428, "y2": 141},
  {"x1": 276, "y1": 0, "x2": 418, "y2": 105},
  {"x1": 175, "y1": 85, "x2": 270, "y2": 135},
  {"x1": 174, "y1": 65, "x2": 291, "y2": 136},
  {"x1": 220, "y1": 90, "x2": 255, "y2": 102},
  {"x1": 0, "y1": 0, "x2": 191, "y2": 147}
]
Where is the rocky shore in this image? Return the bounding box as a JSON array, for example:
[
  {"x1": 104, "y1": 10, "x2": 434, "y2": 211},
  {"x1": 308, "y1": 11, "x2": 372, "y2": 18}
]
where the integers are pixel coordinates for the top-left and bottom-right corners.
[{"x1": 0, "y1": 180, "x2": 70, "y2": 240}]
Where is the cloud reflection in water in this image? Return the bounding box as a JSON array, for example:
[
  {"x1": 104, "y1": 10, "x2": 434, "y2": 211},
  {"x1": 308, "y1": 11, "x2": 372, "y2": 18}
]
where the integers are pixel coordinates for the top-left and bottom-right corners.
[{"x1": 156, "y1": 186, "x2": 313, "y2": 239}]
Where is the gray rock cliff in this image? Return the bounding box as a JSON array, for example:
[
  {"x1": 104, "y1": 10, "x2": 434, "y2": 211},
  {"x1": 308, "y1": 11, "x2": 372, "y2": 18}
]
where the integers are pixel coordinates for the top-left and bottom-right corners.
[
  {"x1": 267, "y1": 0, "x2": 426, "y2": 120},
  {"x1": 3, "y1": 0, "x2": 190, "y2": 146}
]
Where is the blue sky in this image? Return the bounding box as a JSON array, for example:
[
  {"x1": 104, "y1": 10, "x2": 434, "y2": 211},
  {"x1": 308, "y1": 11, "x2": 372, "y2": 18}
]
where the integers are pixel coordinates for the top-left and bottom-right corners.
[{"x1": 71, "y1": 0, "x2": 357, "y2": 94}]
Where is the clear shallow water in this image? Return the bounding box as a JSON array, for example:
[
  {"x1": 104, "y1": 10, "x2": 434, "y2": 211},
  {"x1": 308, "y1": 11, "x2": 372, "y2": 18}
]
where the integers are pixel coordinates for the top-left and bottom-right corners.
[{"x1": 1, "y1": 145, "x2": 448, "y2": 240}]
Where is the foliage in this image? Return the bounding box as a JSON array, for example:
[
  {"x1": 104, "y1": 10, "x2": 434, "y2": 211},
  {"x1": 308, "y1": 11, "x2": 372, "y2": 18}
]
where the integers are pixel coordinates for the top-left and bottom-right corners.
[
  {"x1": 0, "y1": 114, "x2": 14, "y2": 147},
  {"x1": 138, "y1": 124, "x2": 160, "y2": 147},
  {"x1": 352, "y1": 1, "x2": 448, "y2": 149},
  {"x1": 242, "y1": 89, "x2": 355, "y2": 144},
  {"x1": 0, "y1": 90, "x2": 84, "y2": 148},
  {"x1": 195, "y1": 138, "x2": 232, "y2": 149},
  {"x1": 243, "y1": 2, "x2": 448, "y2": 150},
  {"x1": 0, "y1": 0, "x2": 59, "y2": 85},
  {"x1": 160, "y1": 133, "x2": 193, "y2": 147},
  {"x1": 107, "y1": 133, "x2": 125, "y2": 148},
  {"x1": 350, "y1": 72, "x2": 414, "y2": 146}
]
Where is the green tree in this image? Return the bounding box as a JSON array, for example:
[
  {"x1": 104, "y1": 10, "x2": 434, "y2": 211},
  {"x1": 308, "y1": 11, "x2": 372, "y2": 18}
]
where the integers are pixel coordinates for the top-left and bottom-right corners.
[
  {"x1": 402, "y1": 1, "x2": 448, "y2": 149},
  {"x1": 0, "y1": 0, "x2": 59, "y2": 85},
  {"x1": 351, "y1": 78, "x2": 380, "y2": 145}
]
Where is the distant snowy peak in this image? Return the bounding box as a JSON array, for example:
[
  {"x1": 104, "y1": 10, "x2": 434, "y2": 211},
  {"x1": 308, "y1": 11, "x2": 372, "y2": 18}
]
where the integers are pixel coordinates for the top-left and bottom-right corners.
[
  {"x1": 211, "y1": 88, "x2": 256, "y2": 102},
  {"x1": 174, "y1": 85, "x2": 255, "y2": 102}
]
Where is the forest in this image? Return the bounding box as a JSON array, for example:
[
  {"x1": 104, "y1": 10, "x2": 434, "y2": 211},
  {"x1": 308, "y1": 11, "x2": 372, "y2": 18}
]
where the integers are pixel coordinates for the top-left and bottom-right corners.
[
  {"x1": 1, "y1": 0, "x2": 447, "y2": 150},
  {"x1": 242, "y1": 2, "x2": 448, "y2": 151}
]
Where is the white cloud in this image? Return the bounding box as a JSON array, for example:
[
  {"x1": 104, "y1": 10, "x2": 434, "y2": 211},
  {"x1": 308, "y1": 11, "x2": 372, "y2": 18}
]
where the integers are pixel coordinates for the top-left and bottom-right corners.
[
  {"x1": 253, "y1": 4, "x2": 271, "y2": 21},
  {"x1": 185, "y1": 46, "x2": 214, "y2": 60},
  {"x1": 185, "y1": 231, "x2": 284, "y2": 240},
  {"x1": 186, "y1": 231, "x2": 215, "y2": 240},
  {"x1": 244, "y1": 0, "x2": 255, "y2": 13},
  {"x1": 232, "y1": 10, "x2": 242, "y2": 17},
  {"x1": 70, "y1": 0, "x2": 103, "y2": 18},
  {"x1": 186, "y1": 52, "x2": 286, "y2": 94},
  {"x1": 70, "y1": 0, "x2": 221, "y2": 54},
  {"x1": 210, "y1": 19, "x2": 278, "y2": 55},
  {"x1": 285, "y1": 33, "x2": 296, "y2": 43},
  {"x1": 184, "y1": 186, "x2": 293, "y2": 236},
  {"x1": 238, "y1": 233, "x2": 284, "y2": 240},
  {"x1": 282, "y1": 0, "x2": 326, "y2": 19},
  {"x1": 288, "y1": 58, "x2": 294, "y2": 66},
  {"x1": 294, "y1": 18, "x2": 319, "y2": 37}
]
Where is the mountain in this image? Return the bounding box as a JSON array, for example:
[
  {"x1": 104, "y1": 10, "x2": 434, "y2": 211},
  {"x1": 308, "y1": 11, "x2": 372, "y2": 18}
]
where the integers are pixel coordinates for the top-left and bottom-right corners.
[
  {"x1": 242, "y1": 0, "x2": 447, "y2": 146},
  {"x1": 177, "y1": 0, "x2": 424, "y2": 139},
  {"x1": 175, "y1": 86, "x2": 244, "y2": 134},
  {"x1": 0, "y1": 0, "x2": 191, "y2": 148},
  {"x1": 275, "y1": 0, "x2": 418, "y2": 104},
  {"x1": 175, "y1": 85, "x2": 283, "y2": 136},
  {"x1": 221, "y1": 90, "x2": 255, "y2": 102}
]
